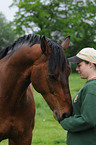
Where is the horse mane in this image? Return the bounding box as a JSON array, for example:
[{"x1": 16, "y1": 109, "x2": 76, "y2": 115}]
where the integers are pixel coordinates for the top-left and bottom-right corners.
[
  {"x1": 0, "y1": 34, "x2": 41, "y2": 59},
  {"x1": 0, "y1": 34, "x2": 67, "y2": 72},
  {"x1": 47, "y1": 39, "x2": 67, "y2": 73}
]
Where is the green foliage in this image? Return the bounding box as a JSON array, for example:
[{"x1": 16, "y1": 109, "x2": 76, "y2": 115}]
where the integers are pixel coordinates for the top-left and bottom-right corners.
[
  {"x1": 10, "y1": 0, "x2": 96, "y2": 56},
  {"x1": 70, "y1": 63, "x2": 77, "y2": 73},
  {"x1": 0, "y1": 12, "x2": 16, "y2": 50}
]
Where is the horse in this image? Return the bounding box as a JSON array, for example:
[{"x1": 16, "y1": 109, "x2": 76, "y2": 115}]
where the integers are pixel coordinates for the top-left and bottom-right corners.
[{"x1": 0, "y1": 34, "x2": 72, "y2": 145}]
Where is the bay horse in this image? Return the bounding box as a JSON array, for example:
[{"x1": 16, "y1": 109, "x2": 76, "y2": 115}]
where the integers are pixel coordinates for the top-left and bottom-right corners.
[{"x1": 0, "y1": 34, "x2": 72, "y2": 145}]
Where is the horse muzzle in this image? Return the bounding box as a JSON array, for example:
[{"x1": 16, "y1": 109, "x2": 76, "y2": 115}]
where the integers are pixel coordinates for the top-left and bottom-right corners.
[{"x1": 53, "y1": 110, "x2": 71, "y2": 123}]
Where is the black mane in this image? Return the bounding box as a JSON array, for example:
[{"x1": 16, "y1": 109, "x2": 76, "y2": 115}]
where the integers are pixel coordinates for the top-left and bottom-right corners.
[
  {"x1": 47, "y1": 40, "x2": 67, "y2": 73},
  {"x1": 0, "y1": 34, "x2": 41, "y2": 59},
  {"x1": 0, "y1": 34, "x2": 67, "y2": 72}
]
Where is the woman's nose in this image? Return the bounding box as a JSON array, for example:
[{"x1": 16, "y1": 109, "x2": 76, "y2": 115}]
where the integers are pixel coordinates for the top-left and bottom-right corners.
[{"x1": 76, "y1": 66, "x2": 79, "y2": 71}]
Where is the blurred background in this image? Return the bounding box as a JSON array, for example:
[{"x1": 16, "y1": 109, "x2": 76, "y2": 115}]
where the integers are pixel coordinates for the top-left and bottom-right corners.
[{"x1": 0, "y1": 0, "x2": 96, "y2": 64}]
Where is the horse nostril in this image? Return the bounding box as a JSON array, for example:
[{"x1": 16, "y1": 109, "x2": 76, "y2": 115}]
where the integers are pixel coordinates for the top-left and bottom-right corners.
[
  {"x1": 54, "y1": 110, "x2": 60, "y2": 121},
  {"x1": 62, "y1": 113, "x2": 69, "y2": 119}
]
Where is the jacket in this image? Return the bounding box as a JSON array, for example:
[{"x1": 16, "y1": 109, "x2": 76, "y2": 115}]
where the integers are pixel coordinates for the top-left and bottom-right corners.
[{"x1": 60, "y1": 79, "x2": 96, "y2": 145}]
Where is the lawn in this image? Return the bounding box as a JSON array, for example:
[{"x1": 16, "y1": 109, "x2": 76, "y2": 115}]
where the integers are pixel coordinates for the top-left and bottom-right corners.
[{"x1": 1, "y1": 73, "x2": 86, "y2": 145}]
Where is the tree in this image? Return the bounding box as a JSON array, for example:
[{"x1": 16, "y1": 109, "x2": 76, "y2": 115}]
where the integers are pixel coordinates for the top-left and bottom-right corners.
[
  {"x1": 11, "y1": 0, "x2": 96, "y2": 56},
  {"x1": 0, "y1": 12, "x2": 16, "y2": 50},
  {"x1": 64, "y1": 0, "x2": 96, "y2": 57},
  {"x1": 11, "y1": 0, "x2": 64, "y2": 38}
]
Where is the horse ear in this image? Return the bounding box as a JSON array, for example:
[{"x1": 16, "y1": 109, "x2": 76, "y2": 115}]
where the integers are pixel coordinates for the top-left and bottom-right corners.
[
  {"x1": 61, "y1": 36, "x2": 70, "y2": 51},
  {"x1": 40, "y1": 35, "x2": 51, "y2": 55}
]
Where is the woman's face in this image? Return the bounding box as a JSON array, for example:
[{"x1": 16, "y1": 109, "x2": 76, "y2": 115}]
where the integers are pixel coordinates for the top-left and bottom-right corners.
[{"x1": 76, "y1": 61, "x2": 90, "y2": 79}]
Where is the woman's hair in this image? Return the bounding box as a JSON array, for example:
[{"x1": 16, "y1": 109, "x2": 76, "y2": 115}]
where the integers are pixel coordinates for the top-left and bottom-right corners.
[{"x1": 84, "y1": 60, "x2": 96, "y2": 68}]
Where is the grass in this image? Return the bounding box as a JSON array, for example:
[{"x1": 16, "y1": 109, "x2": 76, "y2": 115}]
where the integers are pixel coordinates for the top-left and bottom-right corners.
[
  {"x1": 69, "y1": 73, "x2": 86, "y2": 98},
  {"x1": 1, "y1": 73, "x2": 86, "y2": 145}
]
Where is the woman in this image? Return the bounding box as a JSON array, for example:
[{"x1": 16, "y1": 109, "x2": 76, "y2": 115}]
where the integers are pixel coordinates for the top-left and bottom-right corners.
[{"x1": 55, "y1": 48, "x2": 96, "y2": 145}]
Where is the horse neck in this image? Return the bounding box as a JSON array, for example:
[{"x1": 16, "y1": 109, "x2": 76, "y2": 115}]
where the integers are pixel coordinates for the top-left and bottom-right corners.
[
  {"x1": 8, "y1": 44, "x2": 41, "y2": 67},
  {"x1": 0, "y1": 44, "x2": 41, "y2": 106}
]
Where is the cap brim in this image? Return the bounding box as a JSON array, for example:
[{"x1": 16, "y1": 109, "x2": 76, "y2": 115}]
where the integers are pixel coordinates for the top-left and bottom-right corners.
[{"x1": 68, "y1": 56, "x2": 83, "y2": 63}]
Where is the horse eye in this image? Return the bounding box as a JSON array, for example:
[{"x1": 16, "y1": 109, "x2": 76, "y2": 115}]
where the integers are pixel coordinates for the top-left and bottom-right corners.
[{"x1": 48, "y1": 74, "x2": 57, "y2": 81}]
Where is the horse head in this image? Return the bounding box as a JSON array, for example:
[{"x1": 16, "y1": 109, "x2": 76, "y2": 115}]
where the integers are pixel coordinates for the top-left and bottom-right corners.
[{"x1": 31, "y1": 35, "x2": 72, "y2": 122}]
